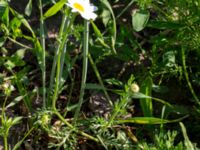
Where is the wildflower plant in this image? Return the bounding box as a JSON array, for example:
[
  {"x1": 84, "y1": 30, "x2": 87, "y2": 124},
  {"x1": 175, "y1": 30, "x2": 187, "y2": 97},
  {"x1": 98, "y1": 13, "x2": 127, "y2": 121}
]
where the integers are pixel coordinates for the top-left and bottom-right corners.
[{"x1": 0, "y1": 0, "x2": 199, "y2": 149}]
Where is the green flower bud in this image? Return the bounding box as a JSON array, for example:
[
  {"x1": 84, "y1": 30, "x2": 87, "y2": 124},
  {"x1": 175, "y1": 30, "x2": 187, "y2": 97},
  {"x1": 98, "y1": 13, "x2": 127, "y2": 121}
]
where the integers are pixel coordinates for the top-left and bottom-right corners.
[{"x1": 130, "y1": 83, "x2": 140, "y2": 93}]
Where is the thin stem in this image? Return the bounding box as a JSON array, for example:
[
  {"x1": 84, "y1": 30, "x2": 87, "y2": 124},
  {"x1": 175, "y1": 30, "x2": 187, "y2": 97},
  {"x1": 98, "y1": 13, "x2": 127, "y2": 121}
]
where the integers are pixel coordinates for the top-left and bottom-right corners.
[
  {"x1": 39, "y1": 0, "x2": 46, "y2": 108},
  {"x1": 88, "y1": 53, "x2": 113, "y2": 106},
  {"x1": 73, "y1": 20, "x2": 89, "y2": 123},
  {"x1": 181, "y1": 48, "x2": 200, "y2": 105},
  {"x1": 59, "y1": 44, "x2": 67, "y2": 83},
  {"x1": 13, "y1": 127, "x2": 35, "y2": 150},
  {"x1": 116, "y1": 0, "x2": 135, "y2": 19},
  {"x1": 52, "y1": 32, "x2": 69, "y2": 110},
  {"x1": 107, "y1": 88, "x2": 135, "y2": 127},
  {"x1": 4, "y1": 136, "x2": 8, "y2": 150},
  {"x1": 64, "y1": 77, "x2": 75, "y2": 117},
  {"x1": 59, "y1": 16, "x2": 71, "y2": 84},
  {"x1": 48, "y1": 14, "x2": 67, "y2": 106},
  {"x1": 2, "y1": 95, "x2": 8, "y2": 150},
  {"x1": 2, "y1": 95, "x2": 8, "y2": 121},
  {"x1": 107, "y1": 96, "x2": 127, "y2": 127},
  {"x1": 9, "y1": 68, "x2": 32, "y2": 112},
  {"x1": 54, "y1": 111, "x2": 98, "y2": 142},
  {"x1": 151, "y1": 3, "x2": 172, "y2": 20},
  {"x1": 52, "y1": 14, "x2": 75, "y2": 110},
  {"x1": 7, "y1": 37, "x2": 32, "y2": 49}
]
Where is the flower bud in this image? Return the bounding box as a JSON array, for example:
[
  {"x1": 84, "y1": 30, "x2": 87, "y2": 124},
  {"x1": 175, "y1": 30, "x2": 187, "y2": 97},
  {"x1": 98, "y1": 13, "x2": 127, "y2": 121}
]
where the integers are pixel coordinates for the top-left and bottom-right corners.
[
  {"x1": 2, "y1": 82, "x2": 15, "y2": 96},
  {"x1": 130, "y1": 83, "x2": 140, "y2": 93}
]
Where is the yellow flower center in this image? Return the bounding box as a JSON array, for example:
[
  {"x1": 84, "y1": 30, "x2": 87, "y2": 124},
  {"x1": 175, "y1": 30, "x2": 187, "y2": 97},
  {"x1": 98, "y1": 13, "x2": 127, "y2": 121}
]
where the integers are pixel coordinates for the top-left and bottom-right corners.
[{"x1": 73, "y1": 2, "x2": 85, "y2": 13}]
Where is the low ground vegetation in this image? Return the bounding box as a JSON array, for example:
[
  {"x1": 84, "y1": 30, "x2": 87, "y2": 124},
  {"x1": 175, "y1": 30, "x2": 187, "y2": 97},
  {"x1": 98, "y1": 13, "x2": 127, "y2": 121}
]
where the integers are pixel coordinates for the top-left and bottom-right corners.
[{"x1": 0, "y1": 0, "x2": 200, "y2": 149}]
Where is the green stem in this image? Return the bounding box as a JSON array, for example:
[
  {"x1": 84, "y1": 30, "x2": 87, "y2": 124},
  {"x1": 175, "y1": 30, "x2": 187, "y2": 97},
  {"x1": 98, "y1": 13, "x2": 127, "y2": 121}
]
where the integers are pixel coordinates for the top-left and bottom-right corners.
[
  {"x1": 51, "y1": 13, "x2": 75, "y2": 110},
  {"x1": 107, "y1": 90, "x2": 132, "y2": 127},
  {"x1": 88, "y1": 53, "x2": 113, "y2": 106},
  {"x1": 9, "y1": 69, "x2": 32, "y2": 112},
  {"x1": 7, "y1": 37, "x2": 32, "y2": 49},
  {"x1": 107, "y1": 98, "x2": 126, "y2": 127},
  {"x1": 49, "y1": 14, "x2": 67, "y2": 106},
  {"x1": 73, "y1": 20, "x2": 89, "y2": 123},
  {"x1": 116, "y1": 0, "x2": 135, "y2": 19},
  {"x1": 39, "y1": 0, "x2": 46, "y2": 108},
  {"x1": 64, "y1": 77, "x2": 75, "y2": 117},
  {"x1": 13, "y1": 127, "x2": 34, "y2": 150},
  {"x1": 151, "y1": 3, "x2": 172, "y2": 20},
  {"x1": 59, "y1": 44, "x2": 67, "y2": 83},
  {"x1": 54, "y1": 111, "x2": 98, "y2": 142},
  {"x1": 2, "y1": 95, "x2": 8, "y2": 121},
  {"x1": 2, "y1": 95, "x2": 8, "y2": 150},
  {"x1": 181, "y1": 48, "x2": 200, "y2": 105},
  {"x1": 4, "y1": 136, "x2": 8, "y2": 150},
  {"x1": 52, "y1": 32, "x2": 68, "y2": 110},
  {"x1": 48, "y1": 14, "x2": 67, "y2": 97}
]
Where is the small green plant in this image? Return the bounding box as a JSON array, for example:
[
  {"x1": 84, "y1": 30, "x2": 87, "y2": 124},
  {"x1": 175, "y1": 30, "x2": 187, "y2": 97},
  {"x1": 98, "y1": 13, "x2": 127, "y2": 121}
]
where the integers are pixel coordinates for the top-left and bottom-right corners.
[
  {"x1": 0, "y1": 82, "x2": 22, "y2": 150},
  {"x1": 0, "y1": 0, "x2": 200, "y2": 149},
  {"x1": 137, "y1": 122, "x2": 198, "y2": 150}
]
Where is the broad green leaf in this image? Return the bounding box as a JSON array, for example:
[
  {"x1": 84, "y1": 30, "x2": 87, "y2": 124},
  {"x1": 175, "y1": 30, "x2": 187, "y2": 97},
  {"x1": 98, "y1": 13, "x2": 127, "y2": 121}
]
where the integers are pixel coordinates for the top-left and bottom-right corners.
[
  {"x1": 91, "y1": 21, "x2": 110, "y2": 48},
  {"x1": 132, "y1": 9, "x2": 150, "y2": 32},
  {"x1": 101, "y1": 8, "x2": 111, "y2": 27},
  {"x1": 0, "y1": 1, "x2": 9, "y2": 26},
  {"x1": 25, "y1": 0, "x2": 32, "y2": 16},
  {"x1": 9, "y1": 8, "x2": 35, "y2": 36},
  {"x1": 116, "y1": 117, "x2": 170, "y2": 124},
  {"x1": 131, "y1": 92, "x2": 172, "y2": 107},
  {"x1": 162, "y1": 51, "x2": 176, "y2": 67},
  {"x1": 6, "y1": 96, "x2": 25, "y2": 109},
  {"x1": 4, "y1": 60, "x2": 16, "y2": 70},
  {"x1": 0, "y1": 37, "x2": 6, "y2": 47},
  {"x1": 0, "y1": 1, "x2": 7, "y2": 16},
  {"x1": 43, "y1": 0, "x2": 66, "y2": 19},
  {"x1": 105, "y1": 78, "x2": 123, "y2": 87},
  {"x1": 34, "y1": 39, "x2": 43, "y2": 70},
  {"x1": 10, "y1": 17, "x2": 22, "y2": 38},
  {"x1": 116, "y1": 115, "x2": 188, "y2": 125},
  {"x1": 91, "y1": 21, "x2": 103, "y2": 39},
  {"x1": 139, "y1": 76, "x2": 153, "y2": 117},
  {"x1": 4, "y1": 49, "x2": 27, "y2": 69},
  {"x1": 15, "y1": 49, "x2": 26, "y2": 59},
  {"x1": 110, "y1": 89, "x2": 124, "y2": 96},
  {"x1": 12, "y1": 116, "x2": 23, "y2": 125}
]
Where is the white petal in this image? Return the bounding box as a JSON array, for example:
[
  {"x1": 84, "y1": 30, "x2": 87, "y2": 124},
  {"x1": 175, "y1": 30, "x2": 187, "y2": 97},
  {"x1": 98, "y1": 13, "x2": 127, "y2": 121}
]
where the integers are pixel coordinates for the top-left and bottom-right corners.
[
  {"x1": 85, "y1": 0, "x2": 90, "y2": 3},
  {"x1": 82, "y1": 13, "x2": 93, "y2": 20},
  {"x1": 68, "y1": 0, "x2": 73, "y2": 4},
  {"x1": 82, "y1": 12, "x2": 97, "y2": 20},
  {"x1": 89, "y1": 13, "x2": 97, "y2": 20},
  {"x1": 75, "y1": 0, "x2": 85, "y2": 5},
  {"x1": 90, "y1": 5, "x2": 98, "y2": 11},
  {"x1": 72, "y1": 9, "x2": 78, "y2": 12}
]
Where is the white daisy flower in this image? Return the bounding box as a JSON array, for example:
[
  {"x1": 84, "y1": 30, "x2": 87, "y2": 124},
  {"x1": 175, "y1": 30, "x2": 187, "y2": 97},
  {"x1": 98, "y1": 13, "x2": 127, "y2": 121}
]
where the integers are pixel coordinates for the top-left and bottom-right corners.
[{"x1": 67, "y1": 0, "x2": 97, "y2": 20}]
